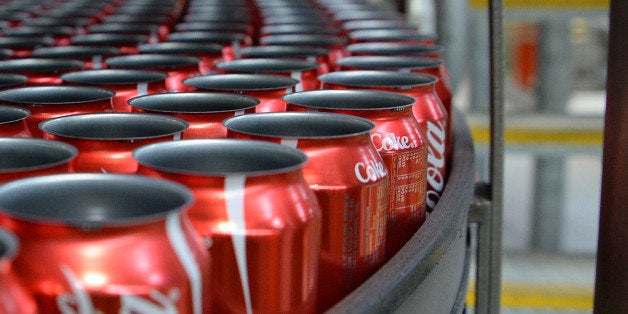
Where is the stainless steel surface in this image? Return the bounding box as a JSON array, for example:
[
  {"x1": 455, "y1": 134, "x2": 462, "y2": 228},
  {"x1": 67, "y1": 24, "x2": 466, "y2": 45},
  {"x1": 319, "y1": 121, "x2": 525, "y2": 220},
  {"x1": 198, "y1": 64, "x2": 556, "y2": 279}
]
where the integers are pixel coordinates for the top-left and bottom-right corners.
[{"x1": 475, "y1": 0, "x2": 505, "y2": 313}]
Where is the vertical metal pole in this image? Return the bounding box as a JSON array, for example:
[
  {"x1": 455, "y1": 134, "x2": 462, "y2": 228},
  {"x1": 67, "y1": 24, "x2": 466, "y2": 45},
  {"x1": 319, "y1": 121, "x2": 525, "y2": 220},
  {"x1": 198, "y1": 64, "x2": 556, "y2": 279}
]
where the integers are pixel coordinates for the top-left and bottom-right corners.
[
  {"x1": 488, "y1": 0, "x2": 504, "y2": 311},
  {"x1": 594, "y1": 1, "x2": 628, "y2": 313},
  {"x1": 475, "y1": 0, "x2": 505, "y2": 313}
]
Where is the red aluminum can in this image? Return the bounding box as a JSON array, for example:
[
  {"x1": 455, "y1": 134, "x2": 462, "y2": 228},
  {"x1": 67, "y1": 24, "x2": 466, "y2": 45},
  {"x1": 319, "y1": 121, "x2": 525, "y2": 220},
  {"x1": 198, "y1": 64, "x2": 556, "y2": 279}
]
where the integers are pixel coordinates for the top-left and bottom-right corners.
[
  {"x1": 334, "y1": 56, "x2": 454, "y2": 166},
  {"x1": 318, "y1": 71, "x2": 449, "y2": 212},
  {"x1": 1, "y1": 25, "x2": 75, "y2": 46},
  {"x1": 183, "y1": 73, "x2": 297, "y2": 112},
  {"x1": 0, "y1": 73, "x2": 28, "y2": 91},
  {"x1": 0, "y1": 37, "x2": 55, "y2": 58},
  {"x1": 284, "y1": 89, "x2": 427, "y2": 258},
  {"x1": 86, "y1": 23, "x2": 163, "y2": 43},
  {"x1": 165, "y1": 31, "x2": 253, "y2": 61},
  {"x1": 39, "y1": 112, "x2": 188, "y2": 174},
  {"x1": 216, "y1": 58, "x2": 322, "y2": 92},
  {"x1": 138, "y1": 42, "x2": 225, "y2": 75},
  {"x1": 61, "y1": 69, "x2": 169, "y2": 112},
  {"x1": 70, "y1": 33, "x2": 149, "y2": 55},
  {"x1": 0, "y1": 227, "x2": 37, "y2": 314},
  {"x1": 134, "y1": 139, "x2": 321, "y2": 314},
  {"x1": 223, "y1": 112, "x2": 389, "y2": 312},
  {"x1": 31, "y1": 45, "x2": 121, "y2": 70},
  {"x1": 104, "y1": 54, "x2": 202, "y2": 92},
  {"x1": 347, "y1": 29, "x2": 437, "y2": 45},
  {"x1": 258, "y1": 34, "x2": 348, "y2": 67},
  {"x1": 129, "y1": 92, "x2": 259, "y2": 138},
  {"x1": 0, "y1": 58, "x2": 85, "y2": 86},
  {"x1": 258, "y1": 24, "x2": 343, "y2": 37},
  {"x1": 174, "y1": 21, "x2": 256, "y2": 40},
  {"x1": 0, "y1": 136, "x2": 77, "y2": 185},
  {"x1": 0, "y1": 85, "x2": 114, "y2": 138},
  {"x1": 344, "y1": 42, "x2": 445, "y2": 59},
  {"x1": 239, "y1": 45, "x2": 332, "y2": 75},
  {"x1": 341, "y1": 19, "x2": 418, "y2": 35},
  {"x1": 0, "y1": 105, "x2": 31, "y2": 137},
  {"x1": 0, "y1": 173, "x2": 211, "y2": 314}
]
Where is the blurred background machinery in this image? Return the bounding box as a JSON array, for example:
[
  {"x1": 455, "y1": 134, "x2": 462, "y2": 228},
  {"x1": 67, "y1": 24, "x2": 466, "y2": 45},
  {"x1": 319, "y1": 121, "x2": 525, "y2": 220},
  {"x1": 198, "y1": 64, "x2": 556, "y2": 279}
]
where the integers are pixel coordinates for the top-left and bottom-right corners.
[{"x1": 397, "y1": 0, "x2": 609, "y2": 312}]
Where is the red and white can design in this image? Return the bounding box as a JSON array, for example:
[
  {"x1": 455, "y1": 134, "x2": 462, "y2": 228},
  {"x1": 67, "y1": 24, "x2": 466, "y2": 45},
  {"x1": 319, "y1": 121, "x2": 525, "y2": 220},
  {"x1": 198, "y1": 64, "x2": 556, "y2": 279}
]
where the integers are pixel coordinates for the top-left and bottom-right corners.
[
  {"x1": 134, "y1": 139, "x2": 321, "y2": 314},
  {"x1": 284, "y1": 90, "x2": 428, "y2": 258},
  {"x1": 0, "y1": 173, "x2": 211, "y2": 314},
  {"x1": 334, "y1": 55, "x2": 454, "y2": 171},
  {"x1": 318, "y1": 71, "x2": 448, "y2": 212},
  {"x1": 223, "y1": 112, "x2": 389, "y2": 311}
]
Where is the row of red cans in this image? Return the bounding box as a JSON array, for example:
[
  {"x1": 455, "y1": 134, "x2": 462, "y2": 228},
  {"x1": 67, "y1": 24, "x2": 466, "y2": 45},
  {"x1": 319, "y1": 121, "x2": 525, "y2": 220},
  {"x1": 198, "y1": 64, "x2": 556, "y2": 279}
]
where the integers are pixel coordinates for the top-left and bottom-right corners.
[
  {"x1": 0, "y1": 0, "x2": 455, "y2": 314},
  {"x1": 0, "y1": 90, "x2": 438, "y2": 312}
]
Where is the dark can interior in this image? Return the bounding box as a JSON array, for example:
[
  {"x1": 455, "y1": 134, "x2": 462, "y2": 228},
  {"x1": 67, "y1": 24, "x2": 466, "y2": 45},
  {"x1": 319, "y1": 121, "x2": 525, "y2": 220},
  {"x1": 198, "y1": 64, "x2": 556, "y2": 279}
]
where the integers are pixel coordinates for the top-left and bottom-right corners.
[
  {"x1": 0, "y1": 85, "x2": 114, "y2": 104},
  {"x1": 223, "y1": 112, "x2": 374, "y2": 138},
  {"x1": 129, "y1": 92, "x2": 260, "y2": 113},
  {"x1": 0, "y1": 138, "x2": 77, "y2": 172},
  {"x1": 0, "y1": 174, "x2": 191, "y2": 225},
  {"x1": 283, "y1": 89, "x2": 416, "y2": 110},
  {"x1": 134, "y1": 139, "x2": 307, "y2": 175},
  {"x1": 39, "y1": 113, "x2": 188, "y2": 140}
]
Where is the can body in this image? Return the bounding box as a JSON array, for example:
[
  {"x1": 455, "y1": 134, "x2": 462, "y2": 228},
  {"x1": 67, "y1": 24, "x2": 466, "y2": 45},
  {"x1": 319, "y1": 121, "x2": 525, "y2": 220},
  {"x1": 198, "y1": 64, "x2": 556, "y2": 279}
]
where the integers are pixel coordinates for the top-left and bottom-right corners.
[
  {"x1": 319, "y1": 72, "x2": 448, "y2": 212},
  {"x1": 134, "y1": 139, "x2": 321, "y2": 314},
  {"x1": 183, "y1": 74, "x2": 296, "y2": 113},
  {"x1": 216, "y1": 58, "x2": 322, "y2": 92},
  {"x1": 335, "y1": 56, "x2": 454, "y2": 168},
  {"x1": 40, "y1": 113, "x2": 187, "y2": 173},
  {"x1": 0, "y1": 174, "x2": 211, "y2": 314},
  {"x1": 61, "y1": 69, "x2": 170, "y2": 113},
  {"x1": 0, "y1": 105, "x2": 31, "y2": 137},
  {"x1": 223, "y1": 112, "x2": 389, "y2": 311},
  {"x1": 284, "y1": 90, "x2": 428, "y2": 258},
  {"x1": 0, "y1": 86, "x2": 115, "y2": 138},
  {"x1": 0, "y1": 228, "x2": 37, "y2": 314},
  {"x1": 0, "y1": 137, "x2": 77, "y2": 185},
  {"x1": 129, "y1": 92, "x2": 260, "y2": 139}
]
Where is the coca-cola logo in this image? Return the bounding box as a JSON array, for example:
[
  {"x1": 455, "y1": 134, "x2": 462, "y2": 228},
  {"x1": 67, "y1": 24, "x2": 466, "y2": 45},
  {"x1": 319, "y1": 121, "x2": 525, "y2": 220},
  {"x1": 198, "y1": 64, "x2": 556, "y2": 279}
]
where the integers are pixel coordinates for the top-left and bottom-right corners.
[
  {"x1": 355, "y1": 159, "x2": 388, "y2": 183},
  {"x1": 57, "y1": 264, "x2": 180, "y2": 314},
  {"x1": 371, "y1": 132, "x2": 416, "y2": 152},
  {"x1": 425, "y1": 120, "x2": 446, "y2": 209}
]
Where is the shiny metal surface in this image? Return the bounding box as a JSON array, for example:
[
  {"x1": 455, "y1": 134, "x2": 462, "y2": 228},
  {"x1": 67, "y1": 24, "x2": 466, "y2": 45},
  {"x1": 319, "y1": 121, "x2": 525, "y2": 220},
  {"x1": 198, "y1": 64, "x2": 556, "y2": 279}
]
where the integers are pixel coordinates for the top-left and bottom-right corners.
[
  {"x1": 134, "y1": 139, "x2": 320, "y2": 313},
  {"x1": 0, "y1": 105, "x2": 30, "y2": 137},
  {"x1": 0, "y1": 73, "x2": 27, "y2": 90},
  {"x1": 334, "y1": 56, "x2": 454, "y2": 165},
  {"x1": 223, "y1": 112, "x2": 388, "y2": 311},
  {"x1": 61, "y1": 69, "x2": 168, "y2": 112},
  {"x1": 0, "y1": 173, "x2": 209, "y2": 313},
  {"x1": 129, "y1": 92, "x2": 259, "y2": 138},
  {"x1": 0, "y1": 58, "x2": 85, "y2": 86},
  {"x1": 40, "y1": 113, "x2": 187, "y2": 173},
  {"x1": 104, "y1": 54, "x2": 202, "y2": 92},
  {"x1": 0, "y1": 85, "x2": 114, "y2": 138},
  {"x1": 183, "y1": 74, "x2": 296, "y2": 112},
  {"x1": 0, "y1": 227, "x2": 36, "y2": 314},
  {"x1": 216, "y1": 58, "x2": 322, "y2": 91},
  {"x1": 284, "y1": 90, "x2": 428, "y2": 259},
  {"x1": 0, "y1": 137, "x2": 77, "y2": 183},
  {"x1": 317, "y1": 71, "x2": 449, "y2": 212},
  {"x1": 31, "y1": 45, "x2": 121, "y2": 70}
]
